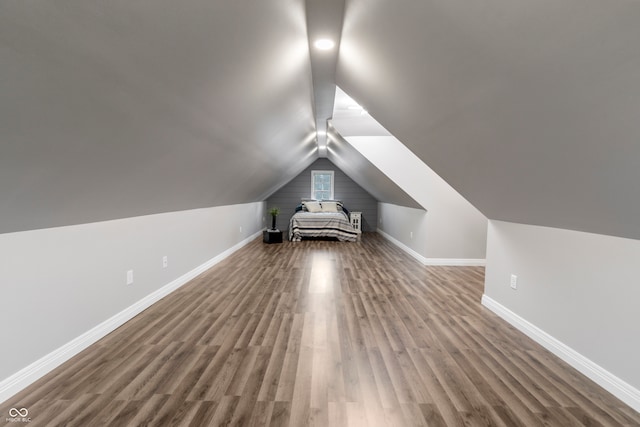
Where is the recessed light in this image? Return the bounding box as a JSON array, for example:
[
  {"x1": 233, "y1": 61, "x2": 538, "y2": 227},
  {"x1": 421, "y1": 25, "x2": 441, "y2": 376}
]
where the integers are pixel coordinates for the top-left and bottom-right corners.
[{"x1": 314, "y1": 39, "x2": 335, "y2": 50}]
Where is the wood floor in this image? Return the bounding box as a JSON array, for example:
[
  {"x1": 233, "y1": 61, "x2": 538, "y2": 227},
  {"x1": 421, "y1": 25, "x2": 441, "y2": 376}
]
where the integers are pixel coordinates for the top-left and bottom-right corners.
[{"x1": 3, "y1": 233, "x2": 639, "y2": 426}]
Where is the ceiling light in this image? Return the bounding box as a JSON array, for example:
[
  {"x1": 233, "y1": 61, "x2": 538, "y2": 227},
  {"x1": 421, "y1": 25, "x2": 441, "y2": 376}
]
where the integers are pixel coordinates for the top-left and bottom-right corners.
[{"x1": 314, "y1": 39, "x2": 335, "y2": 50}]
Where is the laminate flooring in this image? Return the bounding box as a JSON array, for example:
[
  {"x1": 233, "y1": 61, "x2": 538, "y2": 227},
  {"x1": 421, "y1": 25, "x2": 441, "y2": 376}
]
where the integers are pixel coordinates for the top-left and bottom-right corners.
[{"x1": 3, "y1": 233, "x2": 639, "y2": 426}]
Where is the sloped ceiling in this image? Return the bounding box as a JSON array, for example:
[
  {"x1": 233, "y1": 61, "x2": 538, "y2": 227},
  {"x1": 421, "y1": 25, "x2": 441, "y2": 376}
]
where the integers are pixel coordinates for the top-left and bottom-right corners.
[
  {"x1": 5, "y1": 0, "x2": 640, "y2": 240},
  {"x1": 336, "y1": 0, "x2": 640, "y2": 240},
  {"x1": 0, "y1": 1, "x2": 318, "y2": 233},
  {"x1": 326, "y1": 128, "x2": 422, "y2": 210}
]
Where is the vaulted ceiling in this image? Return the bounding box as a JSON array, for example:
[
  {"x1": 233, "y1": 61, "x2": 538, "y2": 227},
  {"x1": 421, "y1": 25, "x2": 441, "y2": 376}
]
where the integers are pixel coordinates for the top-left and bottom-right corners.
[
  {"x1": 0, "y1": 1, "x2": 318, "y2": 233},
  {"x1": 2, "y1": 0, "x2": 640, "y2": 239}
]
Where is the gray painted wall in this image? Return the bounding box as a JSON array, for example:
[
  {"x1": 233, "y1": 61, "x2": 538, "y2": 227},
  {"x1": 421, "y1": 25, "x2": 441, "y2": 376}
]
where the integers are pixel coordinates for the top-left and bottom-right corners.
[
  {"x1": 484, "y1": 220, "x2": 640, "y2": 391},
  {"x1": 266, "y1": 158, "x2": 378, "y2": 233},
  {"x1": 0, "y1": 202, "x2": 265, "y2": 387}
]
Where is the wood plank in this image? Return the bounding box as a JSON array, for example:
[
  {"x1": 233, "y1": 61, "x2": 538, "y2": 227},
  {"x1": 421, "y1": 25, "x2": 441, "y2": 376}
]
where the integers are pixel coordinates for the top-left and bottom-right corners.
[{"x1": 2, "y1": 233, "x2": 638, "y2": 426}]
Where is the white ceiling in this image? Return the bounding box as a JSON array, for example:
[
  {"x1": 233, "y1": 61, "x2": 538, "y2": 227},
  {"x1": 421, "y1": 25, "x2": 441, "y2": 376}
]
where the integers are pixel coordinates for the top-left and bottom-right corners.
[
  {"x1": 2, "y1": 0, "x2": 640, "y2": 239},
  {"x1": 326, "y1": 127, "x2": 422, "y2": 210},
  {"x1": 305, "y1": 0, "x2": 345, "y2": 154},
  {"x1": 332, "y1": 86, "x2": 391, "y2": 137}
]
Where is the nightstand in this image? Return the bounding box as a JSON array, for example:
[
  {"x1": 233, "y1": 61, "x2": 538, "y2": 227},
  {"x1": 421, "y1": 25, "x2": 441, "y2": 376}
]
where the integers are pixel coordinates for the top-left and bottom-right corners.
[
  {"x1": 263, "y1": 229, "x2": 283, "y2": 244},
  {"x1": 350, "y1": 212, "x2": 362, "y2": 232}
]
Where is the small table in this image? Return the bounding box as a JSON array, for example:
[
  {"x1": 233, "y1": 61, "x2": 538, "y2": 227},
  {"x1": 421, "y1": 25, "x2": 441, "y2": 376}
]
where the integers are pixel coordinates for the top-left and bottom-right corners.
[
  {"x1": 350, "y1": 212, "x2": 362, "y2": 232},
  {"x1": 263, "y1": 229, "x2": 283, "y2": 244}
]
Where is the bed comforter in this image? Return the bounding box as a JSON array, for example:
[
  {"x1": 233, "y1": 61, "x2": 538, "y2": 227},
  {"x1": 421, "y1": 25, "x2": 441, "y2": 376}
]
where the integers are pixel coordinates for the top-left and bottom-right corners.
[{"x1": 289, "y1": 211, "x2": 359, "y2": 242}]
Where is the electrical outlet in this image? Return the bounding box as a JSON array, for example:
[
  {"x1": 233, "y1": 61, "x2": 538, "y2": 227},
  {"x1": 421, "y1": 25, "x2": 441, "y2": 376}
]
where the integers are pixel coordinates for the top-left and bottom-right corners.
[
  {"x1": 126, "y1": 270, "x2": 134, "y2": 285},
  {"x1": 162, "y1": 256, "x2": 168, "y2": 268},
  {"x1": 410, "y1": 231, "x2": 413, "y2": 239},
  {"x1": 510, "y1": 274, "x2": 518, "y2": 290},
  {"x1": 239, "y1": 226, "x2": 242, "y2": 233}
]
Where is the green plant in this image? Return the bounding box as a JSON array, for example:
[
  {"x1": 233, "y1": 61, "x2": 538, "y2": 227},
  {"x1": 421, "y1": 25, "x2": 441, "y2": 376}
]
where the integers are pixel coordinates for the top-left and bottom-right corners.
[{"x1": 269, "y1": 207, "x2": 280, "y2": 217}]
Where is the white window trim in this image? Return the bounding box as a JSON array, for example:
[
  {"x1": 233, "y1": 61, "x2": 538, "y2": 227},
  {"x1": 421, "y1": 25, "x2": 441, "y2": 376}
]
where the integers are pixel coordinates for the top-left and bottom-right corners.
[{"x1": 311, "y1": 170, "x2": 334, "y2": 200}]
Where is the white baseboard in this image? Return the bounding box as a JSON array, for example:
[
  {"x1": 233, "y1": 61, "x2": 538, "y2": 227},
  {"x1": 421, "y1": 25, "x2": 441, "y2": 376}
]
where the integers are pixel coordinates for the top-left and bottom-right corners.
[
  {"x1": 0, "y1": 230, "x2": 261, "y2": 405},
  {"x1": 481, "y1": 294, "x2": 640, "y2": 413},
  {"x1": 377, "y1": 228, "x2": 428, "y2": 264},
  {"x1": 423, "y1": 258, "x2": 486, "y2": 266},
  {"x1": 376, "y1": 229, "x2": 486, "y2": 266}
]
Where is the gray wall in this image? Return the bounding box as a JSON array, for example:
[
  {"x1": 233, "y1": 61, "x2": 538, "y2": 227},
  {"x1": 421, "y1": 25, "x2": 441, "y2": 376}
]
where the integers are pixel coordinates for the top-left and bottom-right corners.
[
  {"x1": 484, "y1": 220, "x2": 640, "y2": 393},
  {"x1": 267, "y1": 158, "x2": 378, "y2": 232}
]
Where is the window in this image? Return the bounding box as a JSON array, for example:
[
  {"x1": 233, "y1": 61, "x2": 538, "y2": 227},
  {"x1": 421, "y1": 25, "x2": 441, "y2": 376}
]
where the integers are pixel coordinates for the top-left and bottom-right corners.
[{"x1": 311, "y1": 170, "x2": 334, "y2": 200}]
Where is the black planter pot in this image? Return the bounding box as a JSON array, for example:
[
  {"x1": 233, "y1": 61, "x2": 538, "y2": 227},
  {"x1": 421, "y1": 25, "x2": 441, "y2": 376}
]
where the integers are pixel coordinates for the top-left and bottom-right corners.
[{"x1": 271, "y1": 215, "x2": 277, "y2": 230}]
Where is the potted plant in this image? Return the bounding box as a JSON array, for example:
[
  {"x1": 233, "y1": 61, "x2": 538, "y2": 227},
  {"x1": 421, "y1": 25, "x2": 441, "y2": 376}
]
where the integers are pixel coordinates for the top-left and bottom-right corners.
[{"x1": 269, "y1": 207, "x2": 280, "y2": 230}]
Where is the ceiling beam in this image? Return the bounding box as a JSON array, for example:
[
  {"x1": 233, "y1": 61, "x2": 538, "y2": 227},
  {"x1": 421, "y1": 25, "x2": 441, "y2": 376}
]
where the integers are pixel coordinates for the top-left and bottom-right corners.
[{"x1": 305, "y1": 0, "x2": 345, "y2": 156}]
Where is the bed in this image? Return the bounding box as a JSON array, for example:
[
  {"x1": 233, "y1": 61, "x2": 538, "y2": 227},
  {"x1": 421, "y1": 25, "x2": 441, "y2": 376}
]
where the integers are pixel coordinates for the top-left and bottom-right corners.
[{"x1": 288, "y1": 200, "x2": 359, "y2": 242}]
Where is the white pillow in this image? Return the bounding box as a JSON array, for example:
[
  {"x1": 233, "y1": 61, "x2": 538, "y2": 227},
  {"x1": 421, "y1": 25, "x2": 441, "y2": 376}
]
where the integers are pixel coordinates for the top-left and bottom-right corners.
[
  {"x1": 305, "y1": 201, "x2": 322, "y2": 213},
  {"x1": 321, "y1": 201, "x2": 339, "y2": 212}
]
